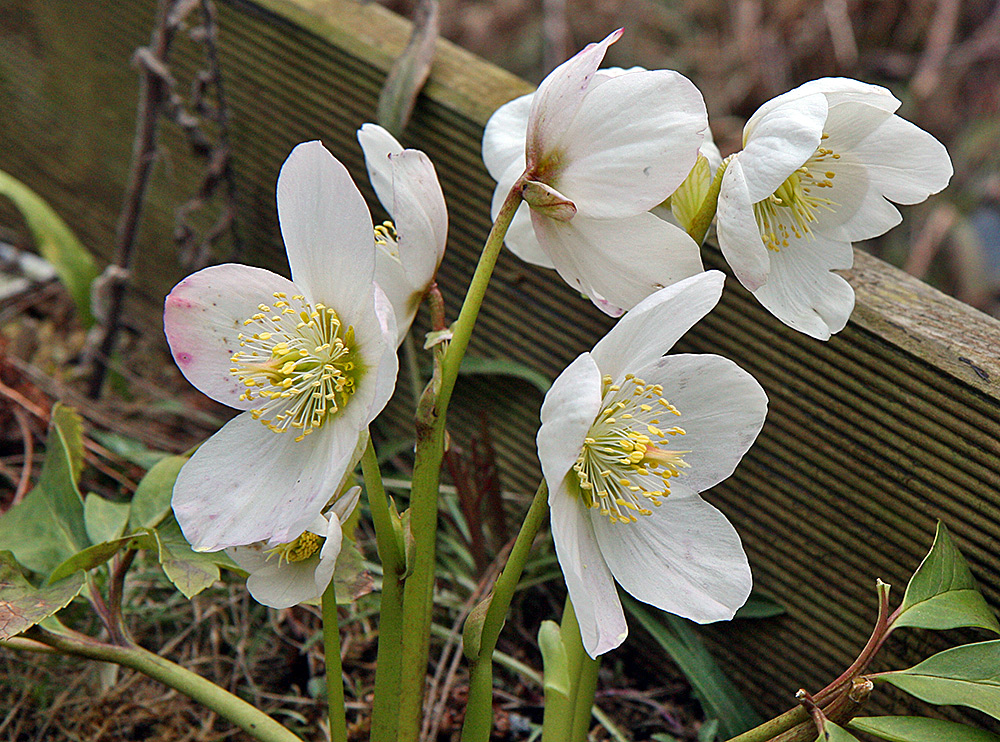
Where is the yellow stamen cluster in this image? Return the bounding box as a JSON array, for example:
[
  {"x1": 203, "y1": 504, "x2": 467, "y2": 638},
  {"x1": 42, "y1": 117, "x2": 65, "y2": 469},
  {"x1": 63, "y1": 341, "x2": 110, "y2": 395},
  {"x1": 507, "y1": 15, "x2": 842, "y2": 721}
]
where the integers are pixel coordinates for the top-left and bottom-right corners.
[
  {"x1": 374, "y1": 220, "x2": 398, "y2": 255},
  {"x1": 265, "y1": 531, "x2": 324, "y2": 564},
  {"x1": 753, "y1": 133, "x2": 841, "y2": 251},
  {"x1": 230, "y1": 292, "x2": 361, "y2": 442},
  {"x1": 573, "y1": 374, "x2": 690, "y2": 524}
]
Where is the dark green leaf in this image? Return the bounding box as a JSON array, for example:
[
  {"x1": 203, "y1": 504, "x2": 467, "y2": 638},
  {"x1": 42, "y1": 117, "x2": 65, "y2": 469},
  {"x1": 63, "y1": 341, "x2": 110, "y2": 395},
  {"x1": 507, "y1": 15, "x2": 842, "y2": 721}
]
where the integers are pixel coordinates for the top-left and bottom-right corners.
[
  {"x1": 89, "y1": 430, "x2": 168, "y2": 470},
  {"x1": 820, "y1": 720, "x2": 861, "y2": 741},
  {"x1": 734, "y1": 591, "x2": 785, "y2": 619},
  {"x1": 894, "y1": 522, "x2": 999, "y2": 634},
  {"x1": 458, "y1": 356, "x2": 552, "y2": 393},
  {"x1": 698, "y1": 719, "x2": 720, "y2": 742},
  {"x1": 84, "y1": 494, "x2": 130, "y2": 544},
  {"x1": 152, "y1": 516, "x2": 236, "y2": 598},
  {"x1": 0, "y1": 168, "x2": 97, "y2": 325},
  {"x1": 879, "y1": 640, "x2": 1000, "y2": 720},
  {"x1": 129, "y1": 455, "x2": 187, "y2": 530},
  {"x1": 47, "y1": 535, "x2": 138, "y2": 583},
  {"x1": 850, "y1": 716, "x2": 1000, "y2": 742},
  {"x1": 0, "y1": 405, "x2": 89, "y2": 574},
  {"x1": 623, "y1": 594, "x2": 762, "y2": 738},
  {"x1": 0, "y1": 551, "x2": 84, "y2": 639}
]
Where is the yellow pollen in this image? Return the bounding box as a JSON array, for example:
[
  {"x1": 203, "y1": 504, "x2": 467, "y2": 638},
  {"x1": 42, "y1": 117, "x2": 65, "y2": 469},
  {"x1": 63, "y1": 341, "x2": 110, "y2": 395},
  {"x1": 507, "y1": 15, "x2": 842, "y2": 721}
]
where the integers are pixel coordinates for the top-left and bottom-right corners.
[{"x1": 265, "y1": 531, "x2": 324, "y2": 564}]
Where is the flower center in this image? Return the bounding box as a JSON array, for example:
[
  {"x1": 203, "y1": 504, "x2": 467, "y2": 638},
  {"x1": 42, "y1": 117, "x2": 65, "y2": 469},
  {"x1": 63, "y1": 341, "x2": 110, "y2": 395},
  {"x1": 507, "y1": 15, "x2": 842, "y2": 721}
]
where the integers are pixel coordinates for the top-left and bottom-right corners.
[
  {"x1": 265, "y1": 531, "x2": 324, "y2": 564},
  {"x1": 753, "y1": 134, "x2": 841, "y2": 251},
  {"x1": 231, "y1": 292, "x2": 361, "y2": 441},
  {"x1": 572, "y1": 374, "x2": 690, "y2": 524},
  {"x1": 374, "y1": 220, "x2": 399, "y2": 258}
]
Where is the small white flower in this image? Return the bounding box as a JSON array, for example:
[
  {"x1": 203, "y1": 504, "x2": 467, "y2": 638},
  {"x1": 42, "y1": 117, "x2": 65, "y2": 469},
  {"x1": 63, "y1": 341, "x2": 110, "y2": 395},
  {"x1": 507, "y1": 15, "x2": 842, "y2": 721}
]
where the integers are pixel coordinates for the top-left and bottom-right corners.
[
  {"x1": 165, "y1": 141, "x2": 398, "y2": 551},
  {"x1": 717, "y1": 77, "x2": 953, "y2": 339},
  {"x1": 482, "y1": 30, "x2": 708, "y2": 316},
  {"x1": 227, "y1": 486, "x2": 361, "y2": 609},
  {"x1": 358, "y1": 124, "x2": 448, "y2": 344},
  {"x1": 537, "y1": 271, "x2": 767, "y2": 657}
]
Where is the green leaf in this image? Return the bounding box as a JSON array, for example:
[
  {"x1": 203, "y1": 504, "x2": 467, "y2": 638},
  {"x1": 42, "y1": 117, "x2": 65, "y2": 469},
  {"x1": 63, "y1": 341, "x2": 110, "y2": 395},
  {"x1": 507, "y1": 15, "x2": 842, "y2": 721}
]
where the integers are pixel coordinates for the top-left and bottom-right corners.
[
  {"x1": 84, "y1": 494, "x2": 130, "y2": 544},
  {"x1": 152, "y1": 516, "x2": 236, "y2": 598},
  {"x1": 820, "y1": 720, "x2": 861, "y2": 741},
  {"x1": 47, "y1": 534, "x2": 137, "y2": 583},
  {"x1": 457, "y1": 356, "x2": 551, "y2": 393},
  {"x1": 734, "y1": 591, "x2": 785, "y2": 619},
  {"x1": 462, "y1": 593, "x2": 492, "y2": 660},
  {"x1": 0, "y1": 405, "x2": 89, "y2": 575},
  {"x1": 623, "y1": 594, "x2": 763, "y2": 738},
  {"x1": 0, "y1": 551, "x2": 84, "y2": 639},
  {"x1": 89, "y1": 430, "x2": 168, "y2": 470},
  {"x1": 849, "y1": 716, "x2": 1000, "y2": 742},
  {"x1": 0, "y1": 168, "x2": 98, "y2": 325},
  {"x1": 698, "y1": 719, "x2": 720, "y2": 742},
  {"x1": 129, "y1": 455, "x2": 187, "y2": 530},
  {"x1": 893, "y1": 522, "x2": 999, "y2": 634},
  {"x1": 879, "y1": 640, "x2": 1000, "y2": 720}
]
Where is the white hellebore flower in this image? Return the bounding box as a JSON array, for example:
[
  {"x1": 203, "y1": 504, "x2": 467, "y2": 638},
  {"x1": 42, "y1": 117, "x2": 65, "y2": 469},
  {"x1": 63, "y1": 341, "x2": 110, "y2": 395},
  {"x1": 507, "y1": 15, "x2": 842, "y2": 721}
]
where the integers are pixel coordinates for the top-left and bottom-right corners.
[
  {"x1": 165, "y1": 141, "x2": 398, "y2": 551},
  {"x1": 227, "y1": 486, "x2": 361, "y2": 609},
  {"x1": 482, "y1": 30, "x2": 708, "y2": 317},
  {"x1": 717, "y1": 77, "x2": 953, "y2": 340},
  {"x1": 537, "y1": 270, "x2": 767, "y2": 658},
  {"x1": 358, "y1": 123, "x2": 448, "y2": 345}
]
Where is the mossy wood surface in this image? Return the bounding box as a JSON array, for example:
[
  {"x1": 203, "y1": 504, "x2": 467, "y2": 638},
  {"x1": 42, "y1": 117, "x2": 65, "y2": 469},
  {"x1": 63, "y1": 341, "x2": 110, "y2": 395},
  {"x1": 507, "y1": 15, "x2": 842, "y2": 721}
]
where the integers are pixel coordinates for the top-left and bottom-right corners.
[{"x1": 2, "y1": 0, "x2": 999, "y2": 724}]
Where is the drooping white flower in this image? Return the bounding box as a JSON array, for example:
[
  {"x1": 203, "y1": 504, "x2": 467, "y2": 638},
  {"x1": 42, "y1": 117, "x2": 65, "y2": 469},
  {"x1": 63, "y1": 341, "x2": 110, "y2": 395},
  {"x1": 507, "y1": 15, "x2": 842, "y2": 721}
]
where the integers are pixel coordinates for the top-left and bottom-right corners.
[
  {"x1": 358, "y1": 124, "x2": 448, "y2": 344},
  {"x1": 717, "y1": 77, "x2": 953, "y2": 340},
  {"x1": 482, "y1": 31, "x2": 708, "y2": 317},
  {"x1": 537, "y1": 270, "x2": 767, "y2": 658},
  {"x1": 227, "y1": 486, "x2": 361, "y2": 609},
  {"x1": 165, "y1": 141, "x2": 398, "y2": 551}
]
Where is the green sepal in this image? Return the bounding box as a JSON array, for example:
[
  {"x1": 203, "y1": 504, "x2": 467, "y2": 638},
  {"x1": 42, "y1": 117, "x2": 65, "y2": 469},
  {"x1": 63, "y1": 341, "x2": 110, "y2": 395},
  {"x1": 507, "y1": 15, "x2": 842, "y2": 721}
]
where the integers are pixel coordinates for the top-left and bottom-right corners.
[
  {"x1": 892, "y1": 521, "x2": 999, "y2": 634},
  {"x1": 0, "y1": 550, "x2": 84, "y2": 640},
  {"x1": 0, "y1": 404, "x2": 89, "y2": 575},
  {"x1": 537, "y1": 619, "x2": 571, "y2": 699},
  {"x1": 84, "y1": 493, "x2": 130, "y2": 544},
  {"x1": 877, "y1": 640, "x2": 1000, "y2": 720},
  {"x1": 849, "y1": 716, "x2": 1000, "y2": 742},
  {"x1": 670, "y1": 154, "x2": 712, "y2": 234}
]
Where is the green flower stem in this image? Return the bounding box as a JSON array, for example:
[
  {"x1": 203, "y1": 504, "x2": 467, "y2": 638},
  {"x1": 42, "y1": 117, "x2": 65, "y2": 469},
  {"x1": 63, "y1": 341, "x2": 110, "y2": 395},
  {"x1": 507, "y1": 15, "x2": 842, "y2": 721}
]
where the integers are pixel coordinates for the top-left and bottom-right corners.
[
  {"x1": 363, "y1": 437, "x2": 405, "y2": 742},
  {"x1": 396, "y1": 180, "x2": 525, "y2": 742},
  {"x1": 461, "y1": 481, "x2": 549, "y2": 742},
  {"x1": 561, "y1": 599, "x2": 600, "y2": 742},
  {"x1": 25, "y1": 626, "x2": 302, "y2": 742},
  {"x1": 723, "y1": 706, "x2": 809, "y2": 742},
  {"x1": 686, "y1": 154, "x2": 732, "y2": 246},
  {"x1": 322, "y1": 582, "x2": 348, "y2": 742}
]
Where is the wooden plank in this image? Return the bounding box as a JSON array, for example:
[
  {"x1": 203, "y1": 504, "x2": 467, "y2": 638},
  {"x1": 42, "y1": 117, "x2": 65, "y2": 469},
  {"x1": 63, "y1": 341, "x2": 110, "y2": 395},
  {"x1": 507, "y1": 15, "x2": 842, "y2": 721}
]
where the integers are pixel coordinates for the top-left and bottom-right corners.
[{"x1": 1, "y1": 0, "x2": 998, "y2": 726}]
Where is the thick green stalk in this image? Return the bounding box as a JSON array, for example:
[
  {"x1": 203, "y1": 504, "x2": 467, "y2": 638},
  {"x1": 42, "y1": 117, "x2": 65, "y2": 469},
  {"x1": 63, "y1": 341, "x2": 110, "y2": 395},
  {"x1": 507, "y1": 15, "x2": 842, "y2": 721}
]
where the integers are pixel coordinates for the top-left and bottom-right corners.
[
  {"x1": 724, "y1": 707, "x2": 809, "y2": 742},
  {"x1": 363, "y1": 437, "x2": 406, "y2": 742},
  {"x1": 686, "y1": 154, "x2": 732, "y2": 246},
  {"x1": 395, "y1": 181, "x2": 525, "y2": 742},
  {"x1": 460, "y1": 481, "x2": 549, "y2": 742},
  {"x1": 561, "y1": 599, "x2": 600, "y2": 742},
  {"x1": 322, "y1": 583, "x2": 348, "y2": 742},
  {"x1": 26, "y1": 627, "x2": 302, "y2": 742}
]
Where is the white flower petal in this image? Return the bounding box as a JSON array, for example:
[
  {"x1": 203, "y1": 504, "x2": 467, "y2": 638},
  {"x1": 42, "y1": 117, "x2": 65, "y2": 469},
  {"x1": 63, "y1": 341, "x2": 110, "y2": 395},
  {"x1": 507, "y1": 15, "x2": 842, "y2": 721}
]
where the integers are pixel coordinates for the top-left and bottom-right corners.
[
  {"x1": 820, "y1": 100, "x2": 894, "y2": 151},
  {"x1": 716, "y1": 158, "x2": 771, "y2": 291},
  {"x1": 349, "y1": 285, "x2": 399, "y2": 423},
  {"x1": 852, "y1": 114, "x2": 953, "y2": 205},
  {"x1": 374, "y1": 247, "x2": 419, "y2": 345},
  {"x1": 315, "y1": 514, "x2": 343, "y2": 595},
  {"x1": 592, "y1": 484, "x2": 752, "y2": 623},
  {"x1": 491, "y1": 159, "x2": 555, "y2": 269},
  {"x1": 556, "y1": 69, "x2": 707, "y2": 218},
  {"x1": 531, "y1": 211, "x2": 704, "y2": 316},
  {"x1": 538, "y1": 353, "x2": 603, "y2": 487},
  {"x1": 390, "y1": 148, "x2": 448, "y2": 289},
  {"x1": 246, "y1": 557, "x2": 325, "y2": 609},
  {"x1": 812, "y1": 158, "x2": 902, "y2": 242},
  {"x1": 173, "y1": 414, "x2": 359, "y2": 551},
  {"x1": 752, "y1": 232, "x2": 856, "y2": 340},
  {"x1": 740, "y1": 93, "x2": 827, "y2": 202},
  {"x1": 632, "y1": 354, "x2": 767, "y2": 492},
  {"x1": 331, "y1": 485, "x2": 362, "y2": 521},
  {"x1": 745, "y1": 77, "x2": 898, "y2": 135},
  {"x1": 549, "y1": 479, "x2": 629, "y2": 657},
  {"x1": 482, "y1": 93, "x2": 532, "y2": 182},
  {"x1": 357, "y1": 123, "x2": 403, "y2": 212},
  {"x1": 164, "y1": 264, "x2": 300, "y2": 409},
  {"x1": 527, "y1": 29, "x2": 622, "y2": 166},
  {"x1": 277, "y1": 141, "x2": 375, "y2": 314},
  {"x1": 590, "y1": 272, "x2": 724, "y2": 382}
]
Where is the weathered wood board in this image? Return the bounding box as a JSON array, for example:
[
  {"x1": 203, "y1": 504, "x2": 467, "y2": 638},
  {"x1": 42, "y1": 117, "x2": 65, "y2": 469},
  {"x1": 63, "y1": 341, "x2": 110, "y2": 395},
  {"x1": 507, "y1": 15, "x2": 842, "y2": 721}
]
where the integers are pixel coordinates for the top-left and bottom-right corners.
[{"x1": 2, "y1": 0, "x2": 998, "y2": 726}]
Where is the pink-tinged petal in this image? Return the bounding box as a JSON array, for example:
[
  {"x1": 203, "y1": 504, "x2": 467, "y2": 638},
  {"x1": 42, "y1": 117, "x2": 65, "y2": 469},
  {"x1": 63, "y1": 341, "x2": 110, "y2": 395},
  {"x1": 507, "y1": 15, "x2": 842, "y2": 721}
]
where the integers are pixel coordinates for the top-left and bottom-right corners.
[
  {"x1": 358, "y1": 123, "x2": 403, "y2": 213},
  {"x1": 532, "y1": 211, "x2": 704, "y2": 316},
  {"x1": 527, "y1": 29, "x2": 623, "y2": 168},
  {"x1": 173, "y1": 413, "x2": 359, "y2": 551},
  {"x1": 538, "y1": 353, "x2": 603, "y2": 487},
  {"x1": 482, "y1": 93, "x2": 532, "y2": 182},
  {"x1": 164, "y1": 264, "x2": 300, "y2": 410},
  {"x1": 752, "y1": 231, "x2": 856, "y2": 340},
  {"x1": 390, "y1": 149, "x2": 448, "y2": 289},
  {"x1": 556, "y1": 69, "x2": 707, "y2": 218},
  {"x1": 852, "y1": 114, "x2": 953, "y2": 205},
  {"x1": 740, "y1": 93, "x2": 827, "y2": 202},
  {"x1": 277, "y1": 141, "x2": 375, "y2": 314},
  {"x1": 549, "y1": 479, "x2": 629, "y2": 657},
  {"x1": 717, "y1": 158, "x2": 771, "y2": 291},
  {"x1": 592, "y1": 483, "x2": 752, "y2": 623},
  {"x1": 631, "y1": 354, "x2": 767, "y2": 492},
  {"x1": 590, "y1": 272, "x2": 724, "y2": 383},
  {"x1": 745, "y1": 77, "x2": 898, "y2": 136}
]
